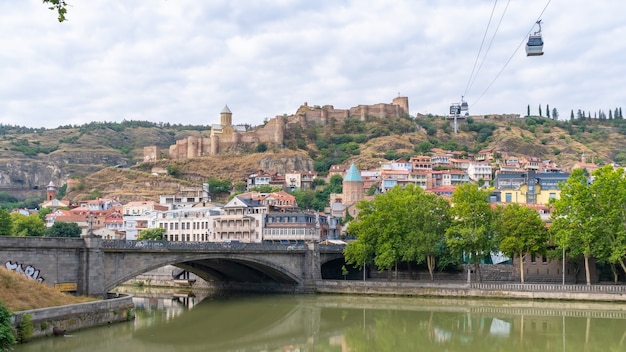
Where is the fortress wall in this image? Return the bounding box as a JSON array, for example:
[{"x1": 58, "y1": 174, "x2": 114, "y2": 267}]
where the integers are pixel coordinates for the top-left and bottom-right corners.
[
  {"x1": 143, "y1": 146, "x2": 161, "y2": 162},
  {"x1": 253, "y1": 117, "x2": 286, "y2": 144},
  {"x1": 187, "y1": 136, "x2": 200, "y2": 158}
]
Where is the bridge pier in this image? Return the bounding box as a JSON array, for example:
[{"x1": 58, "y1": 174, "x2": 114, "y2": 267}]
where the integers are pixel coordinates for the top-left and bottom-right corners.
[{"x1": 79, "y1": 235, "x2": 106, "y2": 298}]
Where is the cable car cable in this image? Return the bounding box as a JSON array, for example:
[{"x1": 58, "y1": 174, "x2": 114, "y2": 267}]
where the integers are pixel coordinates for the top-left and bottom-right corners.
[
  {"x1": 472, "y1": 0, "x2": 553, "y2": 109},
  {"x1": 463, "y1": 0, "x2": 499, "y2": 98},
  {"x1": 466, "y1": 0, "x2": 511, "y2": 97}
]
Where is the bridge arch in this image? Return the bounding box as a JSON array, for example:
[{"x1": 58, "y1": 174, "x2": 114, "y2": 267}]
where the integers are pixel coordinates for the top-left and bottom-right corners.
[{"x1": 103, "y1": 251, "x2": 306, "y2": 294}]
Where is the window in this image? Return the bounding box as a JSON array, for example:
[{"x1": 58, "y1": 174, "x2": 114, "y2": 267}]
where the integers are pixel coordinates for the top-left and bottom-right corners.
[
  {"x1": 549, "y1": 193, "x2": 557, "y2": 199},
  {"x1": 505, "y1": 193, "x2": 512, "y2": 202}
]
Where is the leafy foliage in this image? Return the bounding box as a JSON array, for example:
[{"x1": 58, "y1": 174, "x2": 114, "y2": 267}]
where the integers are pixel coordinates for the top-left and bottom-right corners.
[
  {"x1": 137, "y1": 228, "x2": 165, "y2": 241},
  {"x1": 345, "y1": 185, "x2": 453, "y2": 279},
  {"x1": 44, "y1": 222, "x2": 82, "y2": 238},
  {"x1": 0, "y1": 209, "x2": 12, "y2": 236},
  {"x1": 445, "y1": 183, "x2": 495, "y2": 282},
  {"x1": 0, "y1": 302, "x2": 15, "y2": 351},
  {"x1": 10, "y1": 213, "x2": 46, "y2": 237},
  {"x1": 495, "y1": 203, "x2": 548, "y2": 283}
]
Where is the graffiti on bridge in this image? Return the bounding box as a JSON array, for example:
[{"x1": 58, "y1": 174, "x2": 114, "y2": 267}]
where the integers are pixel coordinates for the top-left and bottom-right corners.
[{"x1": 4, "y1": 261, "x2": 45, "y2": 282}]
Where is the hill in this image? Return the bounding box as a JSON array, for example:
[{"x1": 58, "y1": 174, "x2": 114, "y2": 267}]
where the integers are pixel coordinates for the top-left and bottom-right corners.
[
  {"x1": 0, "y1": 267, "x2": 95, "y2": 312},
  {"x1": 3, "y1": 113, "x2": 626, "y2": 204}
]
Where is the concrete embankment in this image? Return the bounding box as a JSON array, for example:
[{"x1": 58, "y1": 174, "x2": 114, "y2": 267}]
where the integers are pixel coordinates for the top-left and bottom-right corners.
[
  {"x1": 11, "y1": 294, "x2": 135, "y2": 339},
  {"x1": 316, "y1": 280, "x2": 626, "y2": 302}
]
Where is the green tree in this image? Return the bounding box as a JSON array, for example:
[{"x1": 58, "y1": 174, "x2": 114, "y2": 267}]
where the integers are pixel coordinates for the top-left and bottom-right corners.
[
  {"x1": 401, "y1": 187, "x2": 451, "y2": 280},
  {"x1": 37, "y1": 207, "x2": 53, "y2": 222},
  {"x1": 43, "y1": 0, "x2": 69, "y2": 22},
  {"x1": 527, "y1": 104, "x2": 530, "y2": 117},
  {"x1": 44, "y1": 221, "x2": 82, "y2": 238},
  {"x1": 0, "y1": 302, "x2": 16, "y2": 352},
  {"x1": 249, "y1": 185, "x2": 283, "y2": 193},
  {"x1": 137, "y1": 228, "x2": 165, "y2": 241},
  {"x1": 550, "y1": 168, "x2": 598, "y2": 285},
  {"x1": 10, "y1": 213, "x2": 46, "y2": 237},
  {"x1": 587, "y1": 165, "x2": 626, "y2": 276},
  {"x1": 445, "y1": 183, "x2": 495, "y2": 282},
  {"x1": 539, "y1": 104, "x2": 542, "y2": 117},
  {"x1": 327, "y1": 174, "x2": 343, "y2": 194},
  {"x1": 345, "y1": 185, "x2": 451, "y2": 280},
  {"x1": 546, "y1": 104, "x2": 550, "y2": 118},
  {"x1": 207, "y1": 177, "x2": 232, "y2": 194},
  {"x1": 0, "y1": 209, "x2": 12, "y2": 236},
  {"x1": 166, "y1": 165, "x2": 181, "y2": 177},
  {"x1": 255, "y1": 142, "x2": 268, "y2": 153},
  {"x1": 291, "y1": 189, "x2": 316, "y2": 210},
  {"x1": 552, "y1": 108, "x2": 559, "y2": 120},
  {"x1": 495, "y1": 203, "x2": 548, "y2": 283}
]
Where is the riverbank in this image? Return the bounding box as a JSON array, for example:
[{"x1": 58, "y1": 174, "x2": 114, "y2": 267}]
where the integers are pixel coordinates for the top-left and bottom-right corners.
[
  {"x1": 10, "y1": 293, "x2": 135, "y2": 340},
  {"x1": 316, "y1": 280, "x2": 626, "y2": 302}
]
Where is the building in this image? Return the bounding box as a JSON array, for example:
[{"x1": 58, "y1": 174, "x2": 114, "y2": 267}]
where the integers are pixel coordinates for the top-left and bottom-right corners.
[{"x1": 212, "y1": 196, "x2": 266, "y2": 243}]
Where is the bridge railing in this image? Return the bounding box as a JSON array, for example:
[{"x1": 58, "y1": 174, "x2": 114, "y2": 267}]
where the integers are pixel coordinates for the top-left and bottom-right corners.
[
  {"x1": 102, "y1": 240, "x2": 310, "y2": 252},
  {"x1": 470, "y1": 282, "x2": 626, "y2": 293}
]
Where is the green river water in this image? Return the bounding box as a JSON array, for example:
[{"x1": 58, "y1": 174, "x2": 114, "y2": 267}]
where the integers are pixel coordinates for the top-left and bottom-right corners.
[{"x1": 13, "y1": 291, "x2": 626, "y2": 352}]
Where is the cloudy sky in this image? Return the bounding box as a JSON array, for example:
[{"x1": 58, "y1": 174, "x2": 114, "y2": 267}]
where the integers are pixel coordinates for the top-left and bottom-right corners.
[{"x1": 1, "y1": 1, "x2": 624, "y2": 129}]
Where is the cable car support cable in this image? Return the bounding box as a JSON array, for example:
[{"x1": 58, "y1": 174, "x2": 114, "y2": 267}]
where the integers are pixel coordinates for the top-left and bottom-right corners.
[{"x1": 472, "y1": 0, "x2": 553, "y2": 109}]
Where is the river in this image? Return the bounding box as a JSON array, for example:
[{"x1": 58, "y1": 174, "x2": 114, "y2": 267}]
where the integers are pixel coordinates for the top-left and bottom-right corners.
[{"x1": 13, "y1": 290, "x2": 626, "y2": 352}]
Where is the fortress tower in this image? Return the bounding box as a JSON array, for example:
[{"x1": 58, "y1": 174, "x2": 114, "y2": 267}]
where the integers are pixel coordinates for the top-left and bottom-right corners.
[{"x1": 392, "y1": 96, "x2": 409, "y2": 116}]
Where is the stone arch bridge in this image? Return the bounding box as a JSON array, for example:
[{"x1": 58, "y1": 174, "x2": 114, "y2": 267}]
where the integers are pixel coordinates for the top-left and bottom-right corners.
[{"x1": 0, "y1": 237, "x2": 345, "y2": 297}]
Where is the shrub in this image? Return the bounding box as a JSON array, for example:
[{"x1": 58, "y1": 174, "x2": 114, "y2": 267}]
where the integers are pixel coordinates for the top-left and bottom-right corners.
[
  {"x1": 16, "y1": 314, "x2": 33, "y2": 343},
  {"x1": 0, "y1": 303, "x2": 16, "y2": 351}
]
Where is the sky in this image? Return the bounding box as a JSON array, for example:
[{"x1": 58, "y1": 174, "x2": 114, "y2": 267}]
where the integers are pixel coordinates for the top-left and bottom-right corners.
[{"x1": 1, "y1": 0, "x2": 624, "y2": 129}]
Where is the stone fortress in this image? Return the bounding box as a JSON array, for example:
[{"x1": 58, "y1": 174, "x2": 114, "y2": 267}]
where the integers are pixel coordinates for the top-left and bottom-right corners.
[{"x1": 143, "y1": 96, "x2": 409, "y2": 162}]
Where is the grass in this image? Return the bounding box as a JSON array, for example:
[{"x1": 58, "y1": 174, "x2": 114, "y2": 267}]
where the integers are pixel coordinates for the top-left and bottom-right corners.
[{"x1": 0, "y1": 267, "x2": 97, "y2": 312}]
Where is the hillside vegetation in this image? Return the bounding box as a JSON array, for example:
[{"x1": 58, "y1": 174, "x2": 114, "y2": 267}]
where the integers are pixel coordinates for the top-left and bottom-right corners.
[{"x1": 3, "y1": 113, "x2": 626, "y2": 203}]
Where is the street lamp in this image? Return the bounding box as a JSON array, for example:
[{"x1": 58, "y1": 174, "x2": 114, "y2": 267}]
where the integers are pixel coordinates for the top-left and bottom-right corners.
[{"x1": 85, "y1": 212, "x2": 96, "y2": 237}]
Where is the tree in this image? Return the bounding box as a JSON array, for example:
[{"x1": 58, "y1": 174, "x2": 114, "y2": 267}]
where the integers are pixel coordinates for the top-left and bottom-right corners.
[
  {"x1": 255, "y1": 142, "x2": 268, "y2": 153},
  {"x1": 44, "y1": 221, "x2": 82, "y2": 238},
  {"x1": 43, "y1": 0, "x2": 69, "y2": 22},
  {"x1": 550, "y1": 168, "x2": 598, "y2": 285},
  {"x1": 587, "y1": 165, "x2": 626, "y2": 276},
  {"x1": 0, "y1": 302, "x2": 16, "y2": 352},
  {"x1": 137, "y1": 228, "x2": 165, "y2": 241},
  {"x1": 570, "y1": 110, "x2": 574, "y2": 120},
  {"x1": 207, "y1": 177, "x2": 232, "y2": 194},
  {"x1": 527, "y1": 105, "x2": 531, "y2": 117},
  {"x1": 10, "y1": 213, "x2": 46, "y2": 237},
  {"x1": 538, "y1": 104, "x2": 542, "y2": 117},
  {"x1": 345, "y1": 185, "x2": 451, "y2": 280},
  {"x1": 552, "y1": 108, "x2": 559, "y2": 120},
  {"x1": 445, "y1": 183, "x2": 495, "y2": 282},
  {"x1": 0, "y1": 209, "x2": 12, "y2": 236},
  {"x1": 495, "y1": 203, "x2": 548, "y2": 283},
  {"x1": 546, "y1": 104, "x2": 550, "y2": 118},
  {"x1": 37, "y1": 207, "x2": 53, "y2": 222},
  {"x1": 402, "y1": 188, "x2": 451, "y2": 280}
]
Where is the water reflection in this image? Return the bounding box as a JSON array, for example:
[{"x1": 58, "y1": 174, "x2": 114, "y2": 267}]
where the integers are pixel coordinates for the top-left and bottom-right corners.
[{"x1": 14, "y1": 292, "x2": 626, "y2": 352}]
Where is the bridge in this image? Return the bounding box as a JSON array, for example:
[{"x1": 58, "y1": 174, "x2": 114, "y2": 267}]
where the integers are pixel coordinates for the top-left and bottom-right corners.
[{"x1": 0, "y1": 237, "x2": 345, "y2": 297}]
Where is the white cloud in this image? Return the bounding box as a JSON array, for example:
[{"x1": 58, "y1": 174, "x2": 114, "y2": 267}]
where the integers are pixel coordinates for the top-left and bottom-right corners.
[{"x1": 0, "y1": 0, "x2": 624, "y2": 128}]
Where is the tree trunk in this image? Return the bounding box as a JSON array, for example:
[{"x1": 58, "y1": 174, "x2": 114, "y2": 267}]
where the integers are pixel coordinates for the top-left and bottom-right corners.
[
  {"x1": 427, "y1": 255, "x2": 435, "y2": 281},
  {"x1": 513, "y1": 254, "x2": 524, "y2": 283},
  {"x1": 619, "y1": 258, "x2": 626, "y2": 276},
  {"x1": 611, "y1": 263, "x2": 618, "y2": 284},
  {"x1": 584, "y1": 253, "x2": 591, "y2": 286},
  {"x1": 474, "y1": 257, "x2": 482, "y2": 283}
]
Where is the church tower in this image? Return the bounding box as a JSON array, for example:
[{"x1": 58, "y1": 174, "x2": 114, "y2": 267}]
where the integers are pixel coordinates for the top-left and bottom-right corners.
[
  {"x1": 220, "y1": 105, "x2": 232, "y2": 126},
  {"x1": 343, "y1": 164, "x2": 364, "y2": 205},
  {"x1": 46, "y1": 181, "x2": 56, "y2": 201}
]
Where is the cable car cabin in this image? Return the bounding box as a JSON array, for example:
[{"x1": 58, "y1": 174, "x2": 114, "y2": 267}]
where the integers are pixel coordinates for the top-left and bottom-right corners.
[{"x1": 526, "y1": 35, "x2": 544, "y2": 56}]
